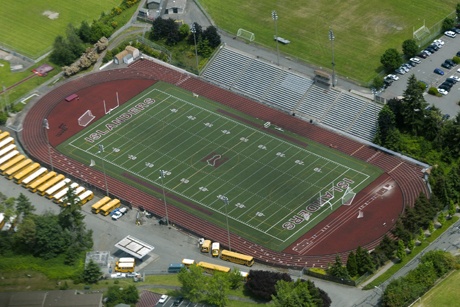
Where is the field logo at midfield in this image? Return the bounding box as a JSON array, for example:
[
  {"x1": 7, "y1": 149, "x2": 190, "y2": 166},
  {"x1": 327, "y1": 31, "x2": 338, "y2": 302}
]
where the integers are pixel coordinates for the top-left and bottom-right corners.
[
  {"x1": 84, "y1": 98, "x2": 155, "y2": 143},
  {"x1": 282, "y1": 178, "x2": 354, "y2": 230},
  {"x1": 207, "y1": 154, "x2": 222, "y2": 166},
  {"x1": 202, "y1": 152, "x2": 229, "y2": 168}
]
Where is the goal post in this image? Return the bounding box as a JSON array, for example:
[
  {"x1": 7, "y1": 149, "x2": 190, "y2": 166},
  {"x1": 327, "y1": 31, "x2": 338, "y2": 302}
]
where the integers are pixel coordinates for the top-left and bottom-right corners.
[
  {"x1": 78, "y1": 110, "x2": 95, "y2": 127},
  {"x1": 342, "y1": 187, "x2": 356, "y2": 206},
  {"x1": 237, "y1": 29, "x2": 255, "y2": 42}
]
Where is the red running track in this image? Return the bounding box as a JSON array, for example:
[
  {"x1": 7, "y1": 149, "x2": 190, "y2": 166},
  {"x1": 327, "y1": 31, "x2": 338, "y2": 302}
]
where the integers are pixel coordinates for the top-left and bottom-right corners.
[{"x1": 19, "y1": 60, "x2": 428, "y2": 268}]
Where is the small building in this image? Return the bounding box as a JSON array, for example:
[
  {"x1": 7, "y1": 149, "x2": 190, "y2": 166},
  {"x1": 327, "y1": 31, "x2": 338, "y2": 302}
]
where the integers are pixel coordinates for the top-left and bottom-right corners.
[
  {"x1": 123, "y1": 54, "x2": 134, "y2": 65},
  {"x1": 114, "y1": 50, "x2": 129, "y2": 65},
  {"x1": 32, "y1": 64, "x2": 54, "y2": 76},
  {"x1": 147, "y1": 0, "x2": 161, "y2": 9},
  {"x1": 164, "y1": 0, "x2": 186, "y2": 15},
  {"x1": 125, "y1": 46, "x2": 140, "y2": 59},
  {"x1": 138, "y1": 8, "x2": 149, "y2": 17}
]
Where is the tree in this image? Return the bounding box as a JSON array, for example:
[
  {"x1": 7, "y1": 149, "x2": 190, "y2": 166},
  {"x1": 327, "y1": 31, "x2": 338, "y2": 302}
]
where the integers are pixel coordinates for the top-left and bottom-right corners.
[
  {"x1": 346, "y1": 251, "x2": 358, "y2": 277},
  {"x1": 15, "y1": 193, "x2": 35, "y2": 219},
  {"x1": 66, "y1": 24, "x2": 85, "y2": 58},
  {"x1": 49, "y1": 36, "x2": 75, "y2": 66},
  {"x1": 202, "y1": 26, "x2": 221, "y2": 48},
  {"x1": 442, "y1": 17, "x2": 455, "y2": 32},
  {"x1": 428, "y1": 220, "x2": 435, "y2": 234},
  {"x1": 206, "y1": 272, "x2": 230, "y2": 307},
  {"x1": 197, "y1": 38, "x2": 213, "y2": 58},
  {"x1": 401, "y1": 74, "x2": 427, "y2": 135},
  {"x1": 371, "y1": 76, "x2": 384, "y2": 91},
  {"x1": 178, "y1": 264, "x2": 206, "y2": 302},
  {"x1": 417, "y1": 227, "x2": 425, "y2": 242},
  {"x1": 272, "y1": 279, "x2": 314, "y2": 307},
  {"x1": 402, "y1": 39, "x2": 418, "y2": 58},
  {"x1": 228, "y1": 267, "x2": 244, "y2": 290},
  {"x1": 448, "y1": 200, "x2": 456, "y2": 218},
  {"x1": 82, "y1": 259, "x2": 102, "y2": 284},
  {"x1": 437, "y1": 211, "x2": 445, "y2": 227},
  {"x1": 327, "y1": 255, "x2": 350, "y2": 279},
  {"x1": 245, "y1": 270, "x2": 292, "y2": 301},
  {"x1": 355, "y1": 246, "x2": 375, "y2": 275},
  {"x1": 374, "y1": 104, "x2": 396, "y2": 146},
  {"x1": 421, "y1": 250, "x2": 456, "y2": 277},
  {"x1": 106, "y1": 285, "x2": 139, "y2": 306},
  {"x1": 407, "y1": 238, "x2": 415, "y2": 253},
  {"x1": 33, "y1": 214, "x2": 68, "y2": 259},
  {"x1": 396, "y1": 240, "x2": 406, "y2": 261},
  {"x1": 0, "y1": 196, "x2": 16, "y2": 224},
  {"x1": 13, "y1": 217, "x2": 36, "y2": 253},
  {"x1": 457, "y1": 3, "x2": 460, "y2": 20},
  {"x1": 78, "y1": 20, "x2": 93, "y2": 43},
  {"x1": 380, "y1": 48, "x2": 402, "y2": 73},
  {"x1": 187, "y1": 22, "x2": 203, "y2": 45}
]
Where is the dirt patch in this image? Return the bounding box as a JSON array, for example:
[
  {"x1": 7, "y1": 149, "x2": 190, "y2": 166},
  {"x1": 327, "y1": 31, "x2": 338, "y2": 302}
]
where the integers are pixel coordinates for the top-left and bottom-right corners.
[{"x1": 43, "y1": 11, "x2": 59, "y2": 20}]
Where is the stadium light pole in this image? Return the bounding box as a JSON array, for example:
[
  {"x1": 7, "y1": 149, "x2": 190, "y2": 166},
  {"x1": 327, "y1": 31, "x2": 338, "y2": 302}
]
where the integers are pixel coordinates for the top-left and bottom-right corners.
[
  {"x1": 159, "y1": 170, "x2": 170, "y2": 227},
  {"x1": 272, "y1": 10, "x2": 280, "y2": 66},
  {"x1": 97, "y1": 144, "x2": 109, "y2": 196},
  {"x1": 42, "y1": 119, "x2": 54, "y2": 172},
  {"x1": 221, "y1": 196, "x2": 231, "y2": 251},
  {"x1": 191, "y1": 23, "x2": 199, "y2": 72},
  {"x1": 329, "y1": 28, "x2": 336, "y2": 87}
]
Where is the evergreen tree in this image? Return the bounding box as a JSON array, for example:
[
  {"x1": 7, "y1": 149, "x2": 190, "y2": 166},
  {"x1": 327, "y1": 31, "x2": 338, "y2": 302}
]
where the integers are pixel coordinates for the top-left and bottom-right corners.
[
  {"x1": 402, "y1": 39, "x2": 418, "y2": 58},
  {"x1": 374, "y1": 104, "x2": 397, "y2": 146},
  {"x1": 437, "y1": 211, "x2": 445, "y2": 227},
  {"x1": 355, "y1": 247, "x2": 374, "y2": 275},
  {"x1": 327, "y1": 255, "x2": 350, "y2": 279},
  {"x1": 401, "y1": 74, "x2": 427, "y2": 135},
  {"x1": 428, "y1": 221, "x2": 435, "y2": 234},
  {"x1": 448, "y1": 200, "x2": 456, "y2": 218},
  {"x1": 396, "y1": 240, "x2": 406, "y2": 261},
  {"x1": 82, "y1": 259, "x2": 102, "y2": 284},
  {"x1": 15, "y1": 193, "x2": 35, "y2": 219},
  {"x1": 272, "y1": 279, "x2": 315, "y2": 307},
  {"x1": 346, "y1": 251, "x2": 358, "y2": 277},
  {"x1": 202, "y1": 26, "x2": 221, "y2": 48},
  {"x1": 78, "y1": 20, "x2": 93, "y2": 43}
]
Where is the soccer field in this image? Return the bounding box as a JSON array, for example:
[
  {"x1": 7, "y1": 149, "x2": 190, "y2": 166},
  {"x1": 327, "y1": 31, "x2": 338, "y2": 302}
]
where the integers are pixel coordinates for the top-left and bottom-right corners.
[{"x1": 58, "y1": 82, "x2": 382, "y2": 250}]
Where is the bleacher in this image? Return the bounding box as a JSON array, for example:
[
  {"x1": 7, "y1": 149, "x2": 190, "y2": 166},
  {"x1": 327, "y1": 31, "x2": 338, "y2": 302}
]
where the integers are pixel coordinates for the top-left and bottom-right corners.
[{"x1": 202, "y1": 46, "x2": 381, "y2": 142}]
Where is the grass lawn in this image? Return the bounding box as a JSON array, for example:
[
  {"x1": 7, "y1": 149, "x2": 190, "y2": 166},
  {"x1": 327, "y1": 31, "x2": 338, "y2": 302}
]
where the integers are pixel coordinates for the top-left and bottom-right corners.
[
  {"x1": 0, "y1": 0, "x2": 120, "y2": 59},
  {"x1": 200, "y1": 0, "x2": 458, "y2": 83},
  {"x1": 413, "y1": 269, "x2": 460, "y2": 307},
  {"x1": 58, "y1": 81, "x2": 382, "y2": 251}
]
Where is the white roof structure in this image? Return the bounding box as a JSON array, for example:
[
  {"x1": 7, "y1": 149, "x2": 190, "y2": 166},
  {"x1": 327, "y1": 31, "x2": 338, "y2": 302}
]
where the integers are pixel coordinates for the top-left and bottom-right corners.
[{"x1": 114, "y1": 235, "x2": 154, "y2": 259}]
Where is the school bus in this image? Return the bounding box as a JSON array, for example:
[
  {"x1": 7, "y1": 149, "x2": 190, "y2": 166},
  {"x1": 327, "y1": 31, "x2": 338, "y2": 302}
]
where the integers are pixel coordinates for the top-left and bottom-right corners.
[
  {"x1": 28, "y1": 171, "x2": 56, "y2": 193},
  {"x1": 220, "y1": 250, "x2": 254, "y2": 267},
  {"x1": 118, "y1": 257, "x2": 136, "y2": 264},
  {"x1": 44, "y1": 178, "x2": 71, "y2": 199},
  {"x1": 21, "y1": 167, "x2": 48, "y2": 188},
  {"x1": 0, "y1": 131, "x2": 10, "y2": 142},
  {"x1": 0, "y1": 154, "x2": 25, "y2": 174},
  {"x1": 201, "y1": 240, "x2": 212, "y2": 253},
  {"x1": 100, "y1": 199, "x2": 121, "y2": 216},
  {"x1": 58, "y1": 186, "x2": 85, "y2": 206},
  {"x1": 91, "y1": 196, "x2": 112, "y2": 214},
  {"x1": 0, "y1": 136, "x2": 14, "y2": 149},
  {"x1": 212, "y1": 242, "x2": 220, "y2": 257},
  {"x1": 37, "y1": 174, "x2": 65, "y2": 196},
  {"x1": 182, "y1": 259, "x2": 195, "y2": 267},
  {"x1": 52, "y1": 182, "x2": 79, "y2": 204},
  {"x1": 13, "y1": 162, "x2": 40, "y2": 184},
  {"x1": 0, "y1": 144, "x2": 16, "y2": 158},
  {"x1": 115, "y1": 262, "x2": 135, "y2": 273},
  {"x1": 0, "y1": 150, "x2": 20, "y2": 168},
  {"x1": 197, "y1": 261, "x2": 231, "y2": 274},
  {"x1": 76, "y1": 190, "x2": 94, "y2": 205},
  {"x1": 3, "y1": 157, "x2": 31, "y2": 178}
]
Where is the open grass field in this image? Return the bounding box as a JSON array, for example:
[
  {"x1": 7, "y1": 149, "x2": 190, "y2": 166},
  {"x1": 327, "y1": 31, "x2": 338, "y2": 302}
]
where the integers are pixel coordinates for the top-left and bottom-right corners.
[
  {"x1": 0, "y1": 0, "x2": 119, "y2": 59},
  {"x1": 57, "y1": 81, "x2": 382, "y2": 251},
  {"x1": 199, "y1": 0, "x2": 458, "y2": 83},
  {"x1": 413, "y1": 269, "x2": 460, "y2": 307}
]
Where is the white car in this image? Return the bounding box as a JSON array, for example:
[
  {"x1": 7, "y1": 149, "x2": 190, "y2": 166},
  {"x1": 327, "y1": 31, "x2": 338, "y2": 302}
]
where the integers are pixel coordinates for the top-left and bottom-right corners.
[
  {"x1": 386, "y1": 74, "x2": 399, "y2": 81},
  {"x1": 451, "y1": 75, "x2": 460, "y2": 82},
  {"x1": 110, "y1": 273, "x2": 126, "y2": 279},
  {"x1": 433, "y1": 39, "x2": 445, "y2": 46},
  {"x1": 112, "y1": 211, "x2": 123, "y2": 220},
  {"x1": 410, "y1": 57, "x2": 421, "y2": 64},
  {"x1": 445, "y1": 31, "x2": 456, "y2": 38},
  {"x1": 159, "y1": 295, "x2": 169, "y2": 304},
  {"x1": 437, "y1": 88, "x2": 448, "y2": 95}
]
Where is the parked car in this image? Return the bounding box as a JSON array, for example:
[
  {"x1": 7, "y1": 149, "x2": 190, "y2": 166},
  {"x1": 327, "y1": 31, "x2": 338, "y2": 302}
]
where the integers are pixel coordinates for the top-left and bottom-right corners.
[
  {"x1": 119, "y1": 207, "x2": 128, "y2": 215},
  {"x1": 386, "y1": 74, "x2": 399, "y2": 81},
  {"x1": 457, "y1": 51, "x2": 460, "y2": 57},
  {"x1": 440, "y1": 82, "x2": 452, "y2": 89},
  {"x1": 426, "y1": 46, "x2": 436, "y2": 53},
  {"x1": 441, "y1": 62, "x2": 452, "y2": 69},
  {"x1": 395, "y1": 68, "x2": 406, "y2": 75},
  {"x1": 442, "y1": 114, "x2": 451, "y2": 121},
  {"x1": 112, "y1": 211, "x2": 123, "y2": 220},
  {"x1": 438, "y1": 85, "x2": 450, "y2": 92},
  {"x1": 400, "y1": 65, "x2": 409, "y2": 72},
  {"x1": 406, "y1": 61, "x2": 416, "y2": 68},
  {"x1": 173, "y1": 297, "x2": 184, "y2": 306},
  {"x1": 452, "y1": 28, "x2": 460, "y2": 34},
  {"x1": 434, "y1": 68, "x2": 444, "y2": 75},
  {"x1": 110, "y1": 273, "x2": 126, "y2": 279},
  {"x1": 410, "y1": 57, "x2": 421, "y2": 64},
  {"x1": 418, "y1": 52, "x2": 428, "y2": 59},
  {"x1": 429, "y1": 44, "x2": 439, "y2": 51},
  {"x1": 445, "y1": 30, "x2": 456, "y2": 38},
  {"x1": 450, "y1": 75, "x2": 460, "y2": 82},
  {"x1": 437, "y1": 88, "x2": 448, "y2": 95},
  {"x1": 433, "y1": 39, "x2": 444, "y2": 46},
  {"x1": 446, "y1": 77, "x2": 458, "y2": 84},
  {"x1": 109, "y1": 208, "x2": 120, "y2": 216},
  {"x1": 446, "y1": 59, "x2": 456, "y2": 66},
  {"x1": 158, "y1": 295, "x2": 169, "y2": 304}
]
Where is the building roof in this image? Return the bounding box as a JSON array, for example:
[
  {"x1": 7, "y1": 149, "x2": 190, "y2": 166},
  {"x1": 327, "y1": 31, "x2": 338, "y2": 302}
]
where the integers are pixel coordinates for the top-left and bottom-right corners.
[
  {"x1": 0, "y1": 290, "x2": 102, "y2": 307},
  {"x1": 114, "y1": 235, "x2": 154, "y2": 259},
  {"x1": 165, "y1": 0, "x2": 186, "y2": 10}
]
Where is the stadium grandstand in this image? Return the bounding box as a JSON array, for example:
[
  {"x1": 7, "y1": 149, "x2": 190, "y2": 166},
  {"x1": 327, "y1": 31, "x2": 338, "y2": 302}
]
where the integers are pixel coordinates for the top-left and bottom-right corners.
[{"x1": 202, "y1": 46, "x2": 382, "y2": 142}]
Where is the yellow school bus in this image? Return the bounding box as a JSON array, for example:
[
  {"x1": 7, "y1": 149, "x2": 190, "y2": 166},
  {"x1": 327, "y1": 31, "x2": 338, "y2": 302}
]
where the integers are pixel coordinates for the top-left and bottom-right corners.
[
  {"x1": 197, "y1": 261, "x2": 231, "y2": 274},
  {"x1": 58, "y1": 185, "x2": 86, "y2": 206},
  {"x1": 0, "y1": 136, "x2": 14, "y2": 149},
  {"x1": 100, "y1": 199, "x2": 121, "y2": 216},
  {"x1": 91, "y1": 196, "x2": 112, "y2": 214},
  {"x1": 201, "y1": 240, "x2": 212, "y2": 253},
  {"x1": 0, "y1": 154, "x2": 25, "y2": 174},
  {"x1": 37, "y1": 174, "x2": 65, "y2": 196},
  {"x1": 220, "y1": 250, "x2": 254, "y2": 267},
  {"x1": 52, "y1": 182, "x2": 79, "y2": 204},
  {"x1": 77, "y1": 190, "x2": 94, "y2": 205},
  {"x1": 13, "y1": 162, "x2": 40, "y2": 184},
  {"x1": 0, "y1": 131, "x2": 10, "y2": 142},
  {"x1": 0, "y1": 150, "x2": 20, "y2": 168},
  {"x1": 0, "y1": 144, "x2": 16, "y2": 158},
  {"x1": 4, "y1": 158, "x2": 32, "y2": 179},
  {"x1": 28, "y1": 171, "x2": 57, "y2": 193},
  {"x1": 21, "y1": 167, "x2": 48, "y2": 188},
  {"x1": 44, "y1": 178, "x2": 71, "y2": 199}
]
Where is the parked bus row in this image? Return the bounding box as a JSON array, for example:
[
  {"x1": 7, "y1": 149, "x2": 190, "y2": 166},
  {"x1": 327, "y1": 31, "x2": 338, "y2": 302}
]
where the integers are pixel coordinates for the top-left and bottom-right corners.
[
  {"x1": 0, "y1": 132, "x2": 94, "y2": 207},
  {"x1": 177, "y1": 258, "x2": 249, "y2": 280},
  {"x1": 90, "y1": 196, "x2": 121, "y2": 216},
  {"x1": 200, "y1": 239, "x2": 254, "y2": 267}
]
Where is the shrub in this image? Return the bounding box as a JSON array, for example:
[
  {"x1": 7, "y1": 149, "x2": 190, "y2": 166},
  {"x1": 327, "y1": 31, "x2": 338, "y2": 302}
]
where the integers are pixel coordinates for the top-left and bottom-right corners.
[
  {"x1": 453, "y1": 56, "x2": 460, "y2": 64},
  {"x1": 0, "y1": 112, "x2": 7, "y2": 125},
  {"x1": 428, "y1": 87, "x2": 439, "y2": 96}
]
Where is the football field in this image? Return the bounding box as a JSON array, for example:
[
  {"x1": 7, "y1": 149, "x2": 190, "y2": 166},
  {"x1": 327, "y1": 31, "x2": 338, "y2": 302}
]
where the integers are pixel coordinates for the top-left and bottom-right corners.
[{"x1": 58, "y1": 82, "x2": 382, "y2": 250}]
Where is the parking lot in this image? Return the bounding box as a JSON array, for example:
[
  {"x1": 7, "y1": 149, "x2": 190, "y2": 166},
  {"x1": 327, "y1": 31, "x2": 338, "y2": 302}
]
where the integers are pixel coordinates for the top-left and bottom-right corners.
[{"x1": 381, "y1": 32, "x2": 460, "y2": 117}]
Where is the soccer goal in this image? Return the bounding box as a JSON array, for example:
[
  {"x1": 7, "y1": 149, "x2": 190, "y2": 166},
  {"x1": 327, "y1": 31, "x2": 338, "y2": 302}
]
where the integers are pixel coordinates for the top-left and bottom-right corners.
[
  {"x1": 237, "y1": 29, "x2": 255, "y2": 42},
  {"x1": 104, "y1": 92, "x2": 121, "y2": 114},
  {"x1": 78, "y1": 110, "x2": 95, "y2": 127},
  {"x1": 413, "y1": 23, "x2": 431, "y2": 45},
  {"x1": 342, "y1": 187, "x2": 356, "y2": 206}
]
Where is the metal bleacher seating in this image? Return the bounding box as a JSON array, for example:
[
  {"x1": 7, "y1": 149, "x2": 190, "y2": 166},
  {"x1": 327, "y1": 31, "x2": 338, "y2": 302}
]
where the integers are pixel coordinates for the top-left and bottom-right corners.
[{"x1": 202, "y1": 46, "x2": 381, "y2": 142}]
